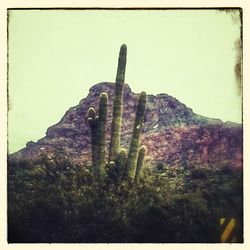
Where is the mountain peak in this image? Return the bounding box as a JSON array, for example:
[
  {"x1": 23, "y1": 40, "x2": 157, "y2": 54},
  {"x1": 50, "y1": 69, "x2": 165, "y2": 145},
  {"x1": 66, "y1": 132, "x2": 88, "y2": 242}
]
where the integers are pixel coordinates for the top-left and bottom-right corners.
[{"x1": 88, "y1": 82, "x2": 131, "y2": 94}]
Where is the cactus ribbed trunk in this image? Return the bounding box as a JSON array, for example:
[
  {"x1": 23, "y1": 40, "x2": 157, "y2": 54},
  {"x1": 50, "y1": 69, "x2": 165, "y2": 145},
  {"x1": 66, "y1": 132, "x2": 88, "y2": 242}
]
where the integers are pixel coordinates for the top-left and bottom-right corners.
[
  {"x1": 109, "y1": 44, "x2": 127, "y2": 162},
  {"x1": 125, "y1": 92, "x2": 147, "y2": 179},
  {"x1": 96, "y1": 93, "x2": 108, "y2": 178}
]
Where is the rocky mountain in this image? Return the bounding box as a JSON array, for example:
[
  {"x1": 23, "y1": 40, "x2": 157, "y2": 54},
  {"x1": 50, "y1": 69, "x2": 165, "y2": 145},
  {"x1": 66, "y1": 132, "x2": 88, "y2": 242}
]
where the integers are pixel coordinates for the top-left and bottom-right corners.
[{"x1": 9, "y1": 82, "x2": 243, "y2": 170}]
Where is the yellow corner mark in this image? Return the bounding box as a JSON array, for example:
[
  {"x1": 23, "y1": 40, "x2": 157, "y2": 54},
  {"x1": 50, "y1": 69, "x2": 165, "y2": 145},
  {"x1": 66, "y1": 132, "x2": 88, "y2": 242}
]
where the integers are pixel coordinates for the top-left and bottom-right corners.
[
  {"x1": 220, "y1": 218, "x2": 225, "y2": 225},
  {"x1": 221, "y1": 218, "x2": 236, "y2": 243}
]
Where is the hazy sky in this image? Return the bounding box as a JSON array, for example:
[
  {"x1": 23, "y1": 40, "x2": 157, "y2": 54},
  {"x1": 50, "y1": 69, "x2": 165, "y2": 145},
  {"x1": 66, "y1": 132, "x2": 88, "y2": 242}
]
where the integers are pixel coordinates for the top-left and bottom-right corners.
[{"x1": 8, "y1": 9, "x2": 242, "y2": 153}]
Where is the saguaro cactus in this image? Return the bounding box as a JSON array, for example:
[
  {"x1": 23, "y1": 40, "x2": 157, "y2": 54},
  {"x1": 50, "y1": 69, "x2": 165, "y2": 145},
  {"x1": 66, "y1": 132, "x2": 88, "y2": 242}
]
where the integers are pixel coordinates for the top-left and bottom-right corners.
[
  {"x1": 87, "y1": 44, "x2": 148, "y2": 184},
  {"x1": 125, "y1": 91, "x2": 147, "y2": 179},
  {"x1": 109, "y1": 44, "x2": 127, "y2": 162},
  {"x1": 87, "y1": 92, "x2": 108, "y2": 178}
]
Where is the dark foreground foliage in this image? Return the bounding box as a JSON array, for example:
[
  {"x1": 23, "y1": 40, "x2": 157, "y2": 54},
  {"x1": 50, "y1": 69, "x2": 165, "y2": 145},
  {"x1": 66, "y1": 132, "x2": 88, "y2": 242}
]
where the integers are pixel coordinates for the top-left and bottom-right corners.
[{"x1": 8, "y1": 157, "x2": 243, "y2": 243}]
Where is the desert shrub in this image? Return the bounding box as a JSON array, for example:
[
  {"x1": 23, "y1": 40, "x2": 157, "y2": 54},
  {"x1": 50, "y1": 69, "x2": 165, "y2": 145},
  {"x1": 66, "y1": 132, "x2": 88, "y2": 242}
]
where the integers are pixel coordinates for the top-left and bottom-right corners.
[
  {"x1": 190, "y1": 167, "x2": 208, "y2": 179},
  {"x1": 8, "y1": 157, "x2": 243, "y2": 243},
  {"x1": 220, "y1": 165, "x2": 233, "y2": 175}
]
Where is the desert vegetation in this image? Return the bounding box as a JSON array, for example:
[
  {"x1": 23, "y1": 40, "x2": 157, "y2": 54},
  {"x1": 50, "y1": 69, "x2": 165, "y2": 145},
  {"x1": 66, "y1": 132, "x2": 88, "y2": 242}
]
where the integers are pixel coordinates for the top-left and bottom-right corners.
[{"x1": 8, "y1": 156, "x2": 243, "y2": 242}]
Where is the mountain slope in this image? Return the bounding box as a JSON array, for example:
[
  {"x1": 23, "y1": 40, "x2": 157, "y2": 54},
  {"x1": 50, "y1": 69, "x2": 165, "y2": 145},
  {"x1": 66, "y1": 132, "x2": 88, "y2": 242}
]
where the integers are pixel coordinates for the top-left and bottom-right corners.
[{"x1": 9, "y1": 82, "x2": 243, "y2": 169}]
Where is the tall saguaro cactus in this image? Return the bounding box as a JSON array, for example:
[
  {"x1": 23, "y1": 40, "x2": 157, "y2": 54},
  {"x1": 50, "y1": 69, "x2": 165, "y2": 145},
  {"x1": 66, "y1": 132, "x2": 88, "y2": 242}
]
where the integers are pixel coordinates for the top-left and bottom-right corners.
[
  {"x1": 87, "y1": 44, "x2": 148, "y2": 184},
  {"x1": 109, "y1": 44, "x2": 127, "y2": 162},
  {"x1": 125, "y1": 91, "x2": 147, "y2": 179},
  {"x1": 87, "y1": 92, "x2": 108, "y2": 179}
]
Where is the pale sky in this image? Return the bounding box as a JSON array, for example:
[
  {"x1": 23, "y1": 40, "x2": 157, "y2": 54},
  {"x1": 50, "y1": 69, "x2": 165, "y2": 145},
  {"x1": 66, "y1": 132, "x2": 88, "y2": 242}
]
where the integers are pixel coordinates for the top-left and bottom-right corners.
[{"x1": 8, "y1": 9, "x2": 242, "y2": 154}]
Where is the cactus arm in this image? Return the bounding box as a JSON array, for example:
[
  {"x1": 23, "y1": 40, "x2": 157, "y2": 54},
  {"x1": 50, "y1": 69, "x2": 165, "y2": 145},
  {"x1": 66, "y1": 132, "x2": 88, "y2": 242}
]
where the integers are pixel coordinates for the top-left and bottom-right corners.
[
  {"x1": 115, "y1": 149, "x2": 127, "y2": 180},
  {"x1": 134, "y1": 146, "x2": 147, "y2": 182},
  {"x1": 115, "y1": 44, "x2": 127, "y2": 83},
  {"x1": 96, "y1": 92, "x2": 108, "y2": 178},
  {"x1": 109, "y1": 44, "x2": 127, "y2": 162},
  {"x1": 87, "y1": 107, "x2": 98, "y2": 177},
  {"x1": 125, "y1": 91, "x2": 147, "y2": 179}
]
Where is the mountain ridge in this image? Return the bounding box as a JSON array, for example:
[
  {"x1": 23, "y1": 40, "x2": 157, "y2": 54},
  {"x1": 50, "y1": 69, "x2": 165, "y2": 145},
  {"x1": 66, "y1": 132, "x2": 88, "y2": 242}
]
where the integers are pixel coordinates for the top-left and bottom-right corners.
[{"x1": 9, "y1": 82, "x2": 243, "y2": 170}]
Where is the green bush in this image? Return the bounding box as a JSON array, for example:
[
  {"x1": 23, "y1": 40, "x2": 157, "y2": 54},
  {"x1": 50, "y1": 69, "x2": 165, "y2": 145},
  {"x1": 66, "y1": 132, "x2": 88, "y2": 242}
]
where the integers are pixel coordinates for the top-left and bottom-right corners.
[
  {"x1": 190, "y1": 167, "x2": 208, "y2": 179},
  {"x1": 8, "y1": 157, "x2": 243, "y2": 243}
]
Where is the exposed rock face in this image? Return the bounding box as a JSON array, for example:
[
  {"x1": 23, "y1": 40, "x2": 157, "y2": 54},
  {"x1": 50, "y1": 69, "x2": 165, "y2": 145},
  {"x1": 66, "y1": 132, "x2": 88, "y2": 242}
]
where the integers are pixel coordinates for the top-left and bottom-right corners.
[{"x1": 9, "y1": 82, "x2": 243, "y2": 169}]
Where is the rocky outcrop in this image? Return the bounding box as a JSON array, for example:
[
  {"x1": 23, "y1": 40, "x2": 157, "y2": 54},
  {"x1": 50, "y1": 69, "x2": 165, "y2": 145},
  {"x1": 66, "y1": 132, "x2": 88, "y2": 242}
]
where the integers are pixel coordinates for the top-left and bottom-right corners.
[{"x1": 9, "y1": 82, "x2": 243, "y2": 169}]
